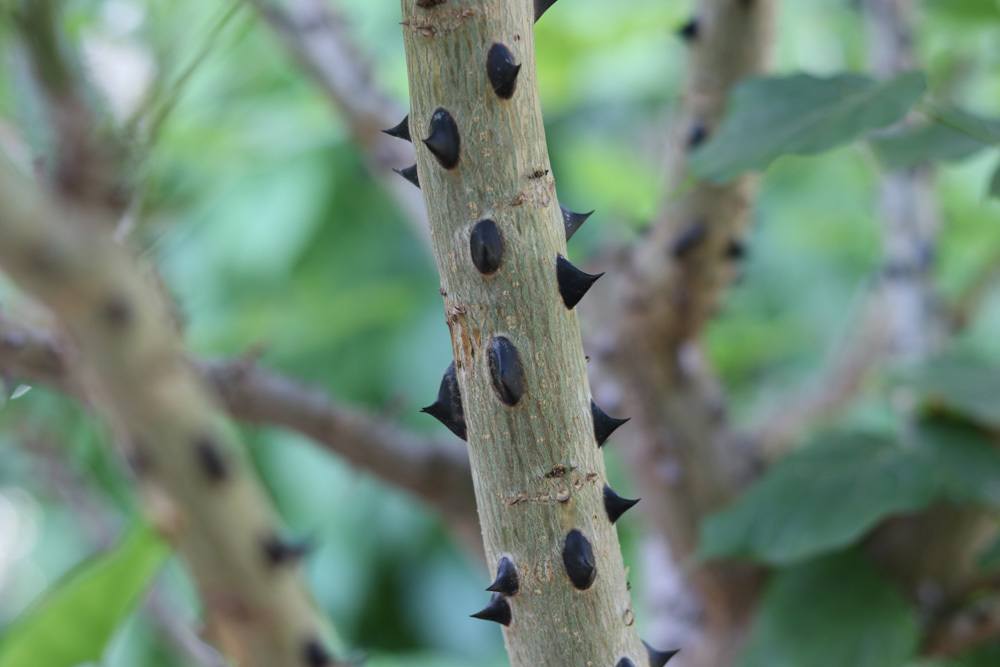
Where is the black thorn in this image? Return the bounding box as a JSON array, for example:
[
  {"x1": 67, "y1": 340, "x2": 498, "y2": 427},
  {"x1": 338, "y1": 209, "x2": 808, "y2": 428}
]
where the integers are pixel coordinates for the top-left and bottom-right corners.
[
  {"x1": 470, "y1": 219, "x2": 504, "y2": 274},
  {"x1": 677, "y1": 18, "x2": 699, "y2": 41},
  {"x1": 382, "y1": 114, "x2": 411, "y2": 142},
  {"x1": 603, "y1": 485, "x2": 640, "y2": 524},
  {"x1": 394, "y1": 164, "x2": 420, "y2": 189},
  {"x1": 687, "y1": 122, "x2": 709, "y2": 149},
  {"x1": 671, "y1": 220, "x2": 708, "y2": 259},
  {"x1": 416, "y1": 0, "x2": 446, "y2": 7},
  {"x1": 101, "y1": 294, "x2": 133, "y2": 330},
  {"x1": 725, "y1": 238, "x2": 747, "y2": 260},
  {"x1": 194, "y1": 437, "x2": 228, "y2": 483},
  {"x1": 302, "y1": 638, "x2": 332, "y2": 666},
  {"x1": 592, "y1": 400, "x2": 630, "y2": 447},
  {"x1": 488, "y1": 336, "x2": 525, "y2": 406},
  {"x1": 562, "y1": 529, "x2": 596, "y2": 590},
  {"x1": 561, "y1": 206, "x2": 594, "y2": 241},
  {"x1": 262, "y1": 534, "x2": 312, "y2": 568},
  {"x1": 470, "y1": 593, "x2": 511, "y2": 626},
  {"x1": 486, "y1": 556, "x2": 520, "y2": 596},
  {"x1": 420, "y1": 361, "x2": 466, "y2": 440},
  {"x1": 534, "y1": 0, "x2": 558, "y2": 22},
  {"x1": 644, "y1": 641, "x2": 680, "y2": 667},
  {"x1": 487, "y1": 43, "x2": 521, "y2": 99},
  {"x1": 616, "y1": 660, "x2": 636, "y2": 667},
  {"x1": 423, "y1": 108, "x2": 461, "y2": 169},
  {"x1": 556, "y1": 254, "x2": 603, "y2": 309}
]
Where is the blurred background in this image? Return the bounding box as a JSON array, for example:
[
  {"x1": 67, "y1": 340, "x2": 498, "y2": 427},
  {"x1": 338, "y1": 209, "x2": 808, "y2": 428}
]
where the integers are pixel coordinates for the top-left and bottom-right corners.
[{"x1": 0, "y1": 0, "x2": 999, "y2": 665}]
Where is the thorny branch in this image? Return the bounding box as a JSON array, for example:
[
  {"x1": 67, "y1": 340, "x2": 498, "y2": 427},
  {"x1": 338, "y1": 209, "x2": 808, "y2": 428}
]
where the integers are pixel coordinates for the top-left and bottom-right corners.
[
  {"x1": 0, "y1": 316, "x2": 479, "y2": 552},
  {"x1": 0, "y1": 156, "x2": 345, "y2": 666}
]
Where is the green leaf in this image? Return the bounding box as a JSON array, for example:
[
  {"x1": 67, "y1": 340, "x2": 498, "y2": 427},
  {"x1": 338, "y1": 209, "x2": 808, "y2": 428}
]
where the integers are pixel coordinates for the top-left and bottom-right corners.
[
  {"x1": 905, "y1": 357, "x2": 1000, "y2": 430},
  {"x1": 870, "y1": 107, "x2": 1000, "y2": 169},
  {"x1": 690, "y1": 71, "x2": 927, "y2": 182},
  {"x1": 0, "y1": 524, "x2": 169, "y2": 667},
  {"x1": 909, "y1": 643, "x2": 1000, "y2": 667},
  {"x1": 700, "y1": 421, "x2": 1000, "y2": 565},
  {"x1": 739, "y1": 551, "x2": 918, "y2": 667},
  {"x1": 990, "y1": 157, "x2": 1000, "y2": 199}
]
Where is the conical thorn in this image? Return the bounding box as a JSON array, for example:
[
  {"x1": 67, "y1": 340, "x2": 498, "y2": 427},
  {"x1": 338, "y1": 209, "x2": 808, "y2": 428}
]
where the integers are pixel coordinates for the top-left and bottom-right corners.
[
  {"x1": 487, "y1": 43, "x2": 521, "y2": 99},
  {"x1": 423, "y1": 108, "x2": 461, "y2": 169},
  {"x1": 534, "y1": 0, "x2": 558, "y2": 22},
  {"x1": 561, "y1": 206, "x2": 594, "y2": 241},
  {"x1": 556, "y1": 254, "x2": 602, "y2": 309},
  {"x1": 645, "y1": 641, "x2": 680, "y2": 667},
  {"x1": 470, "y1": 593, "x2": 511, "y2": 626},
  {"x1": 420, "y1": 361, "x2": 466, "y2": 440},
  {"x1": 603, "y1": 485, "x2": 640, "y2": 524},
  {"x1": 382, "y1": 115, "x2": 411, "y2": 142},
  {"x1": 394, "y1": 164, "x2": 420, "y2": 189},
  {"x1": 486, "y1": 556, "x2": 520, "y2": 596},
  {"x1": 592, "y1": 400, "x2": 629, "y2": 447}
]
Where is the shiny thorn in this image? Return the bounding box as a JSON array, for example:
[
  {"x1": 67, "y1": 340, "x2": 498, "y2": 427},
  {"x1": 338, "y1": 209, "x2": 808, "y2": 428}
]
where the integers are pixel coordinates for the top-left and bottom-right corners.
[
  {"x1": 382, "y1": 115, "x2": 411, "y2": 142},
  {"x1": 556, "y1": 254, "x2": 602, "y2": 309},
  {"x1": 421, "y1": 361, "x2": 466, "y2": 440},
  {"x1": 262, "y1": 535, "x2": 312, "y2": 567},
  {"x1": 470, "y1": 219, "x2": 504, "y2": 274},
  {"x1": 561, "y1": 206, "x2": 594, "y2": 241},
  {"x1": 616, "y1": 660, "x2": 636, "y2": 667},
  {"x1": 423, "y1": 108, "x2": 461, "y2": 169},
  {"x1": 534, "y1": 0, "x2": 558, "y2": 22},
  {"x1": 644, "y1": 641, "x2": 680, "y2": 667},
  {"x1": 603, "y1": 485, "x2": 640, "y2": 524},
  {"x1": 486, "y1": 556, "x2": 520, "y2": 596},
  {"x1": 562, "y1": 529, "x2": 596, "y2": 590},
  {"x1": 394, "y1": 164, "x2": 420, "y2": 189},
  {"x1": 592, "y1": 400, "x2": 630, "y2": 447},
  {"x1": 487, "y1": 43, "x2": 521, "y2": 99},
  {"x1": 470, "y1": 593, "x2": 512, "y2": 626},
  {"x1": 488, "y1": 336, "x2": 526, "y2": 406}
]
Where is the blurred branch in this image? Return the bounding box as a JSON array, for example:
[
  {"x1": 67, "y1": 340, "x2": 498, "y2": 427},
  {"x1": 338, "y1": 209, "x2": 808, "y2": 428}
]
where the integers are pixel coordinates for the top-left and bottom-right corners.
[
  {"x1": 245, "y1": 0, "x2": 429, "y2": 244},
  {"x1": 924, "y1": 595, "x2": 1000, "y2": 658},
  {"x1": 752, "y1": 0, "x2": 943, "y2": 460},
  {"x1": 0, "y1": 315, "x2": 479, "y2": 551},
  {"x1": 591, "y1": 1, "x2": 775, "y2": 661},
  {"x1": 14, "y1": 0, "x2": 131, "y2": 215},
  {"x1": 23, "y1": 435, "x2": 228, "y2": 667},
  {"x1": 0, "y1": 156, "x2": 345, "y2": 666}
]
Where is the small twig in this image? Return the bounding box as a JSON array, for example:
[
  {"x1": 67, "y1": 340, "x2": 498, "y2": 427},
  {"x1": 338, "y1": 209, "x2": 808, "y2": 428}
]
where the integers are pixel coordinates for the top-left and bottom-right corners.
[{"x1": 245, "y1": 0, "x2": 429, "y2": 244}]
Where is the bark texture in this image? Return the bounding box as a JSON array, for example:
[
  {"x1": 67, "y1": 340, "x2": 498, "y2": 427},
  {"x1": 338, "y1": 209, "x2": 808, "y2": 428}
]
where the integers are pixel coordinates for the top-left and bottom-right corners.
[
  {"x1": 399, "y1": 1, "x2": 646, "y2": 664},
  {"x1": 0, "y1": 157, "x2": 342, "y2": 667}
]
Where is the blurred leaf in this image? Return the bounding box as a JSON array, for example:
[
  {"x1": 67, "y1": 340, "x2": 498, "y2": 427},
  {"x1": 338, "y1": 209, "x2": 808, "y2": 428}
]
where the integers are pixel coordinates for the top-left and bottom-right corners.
[
  {"x1": 701, "y1": 421, "x2": 1000, "y2": 565},
  {"x1": 990, "y1": 157, "x2": 1000, "y2": 199},
  {"x1": 0, "y1": 524, "x2": 169, "y2": 667},
  {"x1": 906, "y1": 357, "x2": 1000, "y2": 430},
  {"x1": 739, "y1": 551, "x2": 918, "y2": 667},
  {"x1": 870, "y1": 107, "x2": 1000, "y2": 169},
  {"x1": 691, "y1": 71, "x2": 927, "y2": 182}
]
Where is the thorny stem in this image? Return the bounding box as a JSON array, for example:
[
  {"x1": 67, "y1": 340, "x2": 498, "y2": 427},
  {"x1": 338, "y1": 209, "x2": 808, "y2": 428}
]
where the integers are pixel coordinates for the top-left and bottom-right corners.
[{"x1": 0, "y1": 157, "x2": 345, "y2": 667}]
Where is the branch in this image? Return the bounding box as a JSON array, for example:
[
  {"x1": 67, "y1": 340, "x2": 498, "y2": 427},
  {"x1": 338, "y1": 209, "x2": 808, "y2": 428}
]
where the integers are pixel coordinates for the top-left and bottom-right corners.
[
  {"x1": 0, "y1": 156, "x2": 345, "y2": 666},
  {"x1": 593, "y1": 0, "x2": 775, "y2": 656},
  {"x1": 246, "y1": 0, "x2": 429, "y2": 243},
  {"x1": 0, "y1": 316, "x2": 478, "y2": 551},
  {"x1": 924, "y1": 595, "x2": 1000, "y2": 658},
  {"x1": 14, "y1": 0, "x2": 130, "y2": 214}
]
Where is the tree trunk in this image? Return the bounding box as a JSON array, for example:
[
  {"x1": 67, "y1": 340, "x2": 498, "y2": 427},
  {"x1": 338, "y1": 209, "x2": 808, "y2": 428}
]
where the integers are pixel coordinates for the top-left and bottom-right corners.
[{"x1": 398, "y1": 1, "x2": 652, "y2": 664}]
